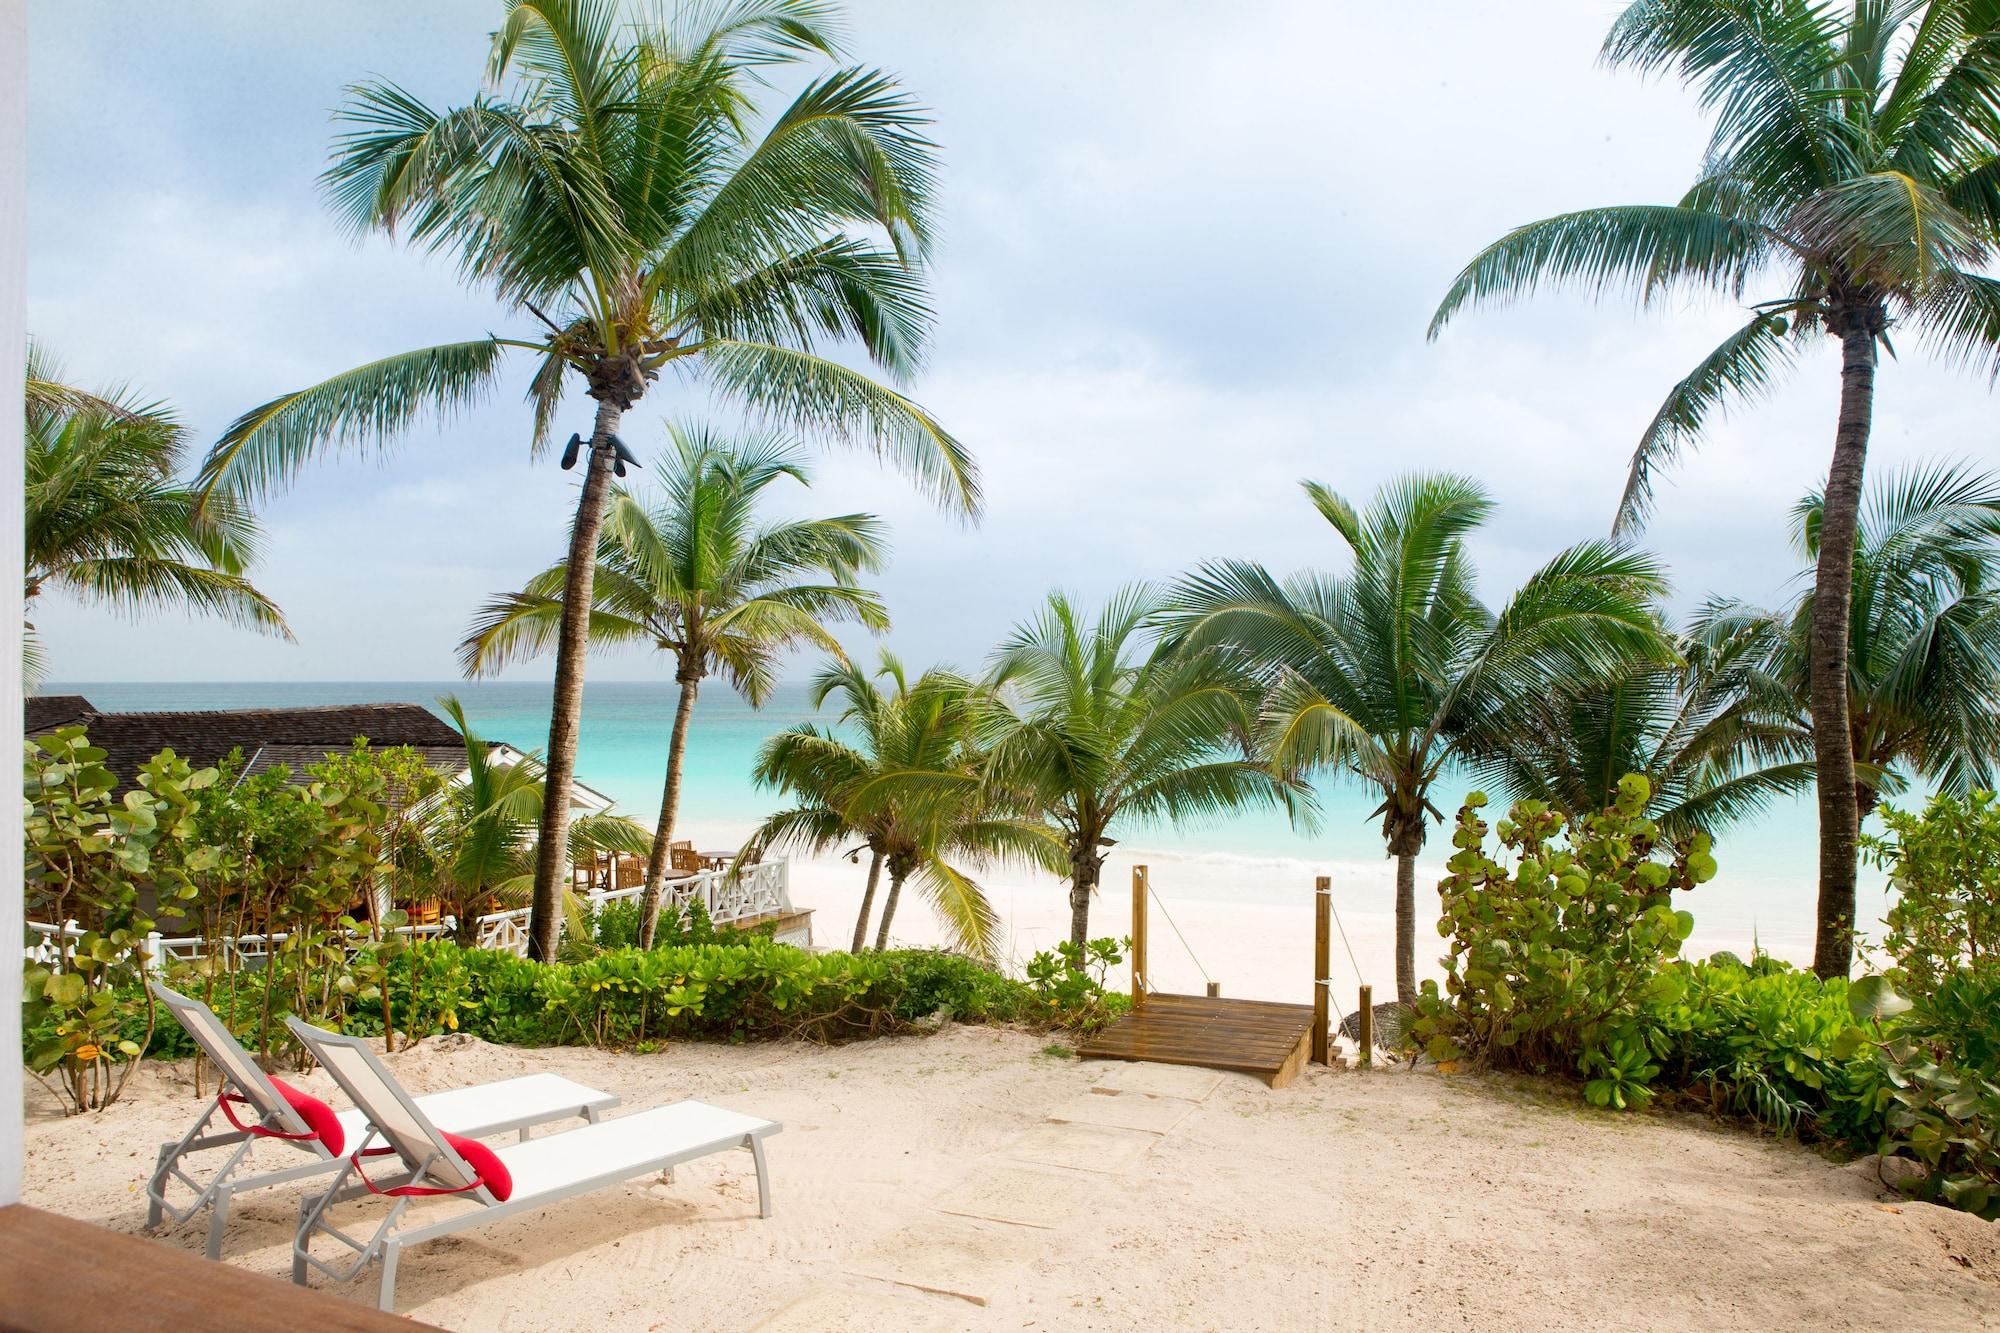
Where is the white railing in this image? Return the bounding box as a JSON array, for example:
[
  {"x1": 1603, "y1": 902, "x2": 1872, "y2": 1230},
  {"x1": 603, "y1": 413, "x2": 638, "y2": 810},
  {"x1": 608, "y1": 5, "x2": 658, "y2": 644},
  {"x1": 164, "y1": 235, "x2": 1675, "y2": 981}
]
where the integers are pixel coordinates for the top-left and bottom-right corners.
[
  {"x1": 24, "y1": 859, "x2": 793, "y2": 968},
  {"x1": 24, "y1": 918, "x2": 451, "y2": 975},
  {"x1": 472, "y1": 858, "x2": 793, "y2": 956}
]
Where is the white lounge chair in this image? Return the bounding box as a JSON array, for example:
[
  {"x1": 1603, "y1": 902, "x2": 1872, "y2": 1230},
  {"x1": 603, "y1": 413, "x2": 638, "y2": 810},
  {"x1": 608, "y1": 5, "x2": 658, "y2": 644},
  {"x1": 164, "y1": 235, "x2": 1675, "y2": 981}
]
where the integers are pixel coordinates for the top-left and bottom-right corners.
[
  {"x1": 145, "y1": 982, "x2": 618, "y2": 1258},
  {"x1": 286, "y1": 1016, "x2": 782, "y2": 1312}
]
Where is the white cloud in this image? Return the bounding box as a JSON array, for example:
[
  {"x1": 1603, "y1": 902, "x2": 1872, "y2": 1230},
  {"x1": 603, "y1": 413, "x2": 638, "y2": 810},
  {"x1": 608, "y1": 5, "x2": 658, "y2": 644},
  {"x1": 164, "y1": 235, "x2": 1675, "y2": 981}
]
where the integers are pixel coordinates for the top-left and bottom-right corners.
[{"x1": 26, "y1": 0, "x2": 1998, "y2": 682}]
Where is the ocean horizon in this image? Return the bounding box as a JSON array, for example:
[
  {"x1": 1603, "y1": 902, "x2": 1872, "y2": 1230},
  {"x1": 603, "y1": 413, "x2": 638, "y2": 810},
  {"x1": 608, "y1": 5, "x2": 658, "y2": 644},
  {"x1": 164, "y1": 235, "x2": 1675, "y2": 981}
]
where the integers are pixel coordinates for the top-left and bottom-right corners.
[{"x1": 42, "y1": 679, "x2": 1897, "y2": 1000}]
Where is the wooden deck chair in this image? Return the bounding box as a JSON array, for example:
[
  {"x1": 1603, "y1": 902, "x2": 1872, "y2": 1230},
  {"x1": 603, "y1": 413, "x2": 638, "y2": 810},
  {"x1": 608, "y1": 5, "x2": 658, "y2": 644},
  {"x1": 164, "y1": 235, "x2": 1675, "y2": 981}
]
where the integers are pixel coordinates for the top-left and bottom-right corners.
[
  {"x1": 286, "y1": 1017, "x2": 781, "y2": 1311},
  {"x1": 145, "y1": 982, "x2": 617, "y2": 1258}
]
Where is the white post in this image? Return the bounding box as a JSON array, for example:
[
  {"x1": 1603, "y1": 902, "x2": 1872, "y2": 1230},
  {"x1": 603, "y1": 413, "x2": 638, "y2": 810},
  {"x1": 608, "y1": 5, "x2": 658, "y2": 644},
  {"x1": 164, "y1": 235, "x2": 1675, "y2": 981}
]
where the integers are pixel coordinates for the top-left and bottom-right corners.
[
  {"x1": 1, "y1": 0, "x2": 29, "y2": 1207},
  {"x1": 144, "y1": 931, "x2": 164, "y2": 977}
]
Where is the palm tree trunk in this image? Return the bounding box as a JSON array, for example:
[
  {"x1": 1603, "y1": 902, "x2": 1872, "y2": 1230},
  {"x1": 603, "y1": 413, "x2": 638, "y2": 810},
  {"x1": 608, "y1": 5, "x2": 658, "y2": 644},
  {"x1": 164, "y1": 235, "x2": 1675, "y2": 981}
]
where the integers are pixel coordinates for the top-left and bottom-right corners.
[
  {"x1": 1810, "y1": 325, "x2": 1875, "y2": 981},
  {"x1": 851, "y1": 849, "x2": 884, "y2": 953},
  {"x1": 872, "y1": 868, "x2": 908, "y2": 951},
  {"x1": 527, "y1": 395, "x2": 625, "y2": 962},
  {"x1": 1395, "y1": 851, "x2": 1417, "y2": 1004},
  {"x1": 637, "y1": 669, "x2": 701, "y2": 949},
  {"x1": 1067, "y1": 862, "x2": 1098, "y2": 953}
]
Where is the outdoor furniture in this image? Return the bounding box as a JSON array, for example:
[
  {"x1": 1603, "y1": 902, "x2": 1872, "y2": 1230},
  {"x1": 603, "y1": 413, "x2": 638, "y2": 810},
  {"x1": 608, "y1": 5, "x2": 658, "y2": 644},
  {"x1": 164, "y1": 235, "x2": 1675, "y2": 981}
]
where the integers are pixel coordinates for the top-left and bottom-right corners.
[
  {"x1": 286, "y1": 1017, "x2": 782, "y2": 1312},
  {"x1": 145, "y1": 983, "x2": 618, "y2": 1259}
]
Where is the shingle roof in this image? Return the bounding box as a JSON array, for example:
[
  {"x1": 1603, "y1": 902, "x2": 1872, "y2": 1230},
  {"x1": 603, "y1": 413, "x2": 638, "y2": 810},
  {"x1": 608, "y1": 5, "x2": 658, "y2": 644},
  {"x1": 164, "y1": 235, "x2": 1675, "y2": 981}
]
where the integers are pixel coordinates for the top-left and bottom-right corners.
[
  {"x1": 27, "y1": 700, "x2": 470, "y2": 785},
  {"x1": 26, "y1": 694, "x2": 98, "y2": 732}
]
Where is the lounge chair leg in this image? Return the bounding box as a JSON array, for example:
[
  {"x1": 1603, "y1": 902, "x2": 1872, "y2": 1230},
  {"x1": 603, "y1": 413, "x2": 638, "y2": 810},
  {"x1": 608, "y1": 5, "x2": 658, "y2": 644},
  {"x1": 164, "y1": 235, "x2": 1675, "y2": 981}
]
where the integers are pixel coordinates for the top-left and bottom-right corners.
[
  {"x1": 748, "y1": 1135, "x2": 772, "y2": 1219},
  {"x1": 205, "y1": 1186, "x2": 233, "y2": 1260},
  {"x1": 145, "y1": 1143, "x2": 173, "y2": 1229},
  {"x1": 378, "y1": 1241, "x2": 400, "y2": 1313}
]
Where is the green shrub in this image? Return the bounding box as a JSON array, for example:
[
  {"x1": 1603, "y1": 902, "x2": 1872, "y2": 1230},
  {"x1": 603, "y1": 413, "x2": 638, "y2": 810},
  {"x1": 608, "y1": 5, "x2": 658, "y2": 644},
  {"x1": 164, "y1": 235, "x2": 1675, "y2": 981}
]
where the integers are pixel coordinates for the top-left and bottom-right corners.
[
  {"x1": 1412, "y1": 776, "x2": 1711, "y2": 1106},
  {"x1": 1868, "y1": 791, "x2": 2000, "y2": 998},
  {"x1": 1648, "y1": 956, "x2": 1891, "y2": 1140},
  {"x1": 586, "y1": 896, "x2": 723, "y2": 953},
  {"x1": 880, "y1": 949, "x2": 1035, "y2": 1023},
  {"x1": 1023, "y1": 938, "x2": 1131, "y2": 1033}
]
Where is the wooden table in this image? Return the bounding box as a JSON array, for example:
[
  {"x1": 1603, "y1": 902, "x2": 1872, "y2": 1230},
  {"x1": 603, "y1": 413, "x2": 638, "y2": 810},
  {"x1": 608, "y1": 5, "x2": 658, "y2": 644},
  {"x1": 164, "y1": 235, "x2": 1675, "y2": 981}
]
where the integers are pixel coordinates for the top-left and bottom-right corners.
[{"x1": 0, "y1": 1204, "x2": 435, "y2": 1331}]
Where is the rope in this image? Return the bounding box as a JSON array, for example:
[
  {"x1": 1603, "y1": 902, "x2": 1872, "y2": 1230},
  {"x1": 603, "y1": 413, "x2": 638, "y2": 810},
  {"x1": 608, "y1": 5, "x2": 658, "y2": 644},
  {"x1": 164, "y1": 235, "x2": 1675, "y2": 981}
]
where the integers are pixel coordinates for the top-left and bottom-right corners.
[
  {"x1": 1145, "y1": 883, "x2": 1211, "y2": 987},
  {"x1": 1327, "y1": 890, "x2": 1364, "y2": 986}
]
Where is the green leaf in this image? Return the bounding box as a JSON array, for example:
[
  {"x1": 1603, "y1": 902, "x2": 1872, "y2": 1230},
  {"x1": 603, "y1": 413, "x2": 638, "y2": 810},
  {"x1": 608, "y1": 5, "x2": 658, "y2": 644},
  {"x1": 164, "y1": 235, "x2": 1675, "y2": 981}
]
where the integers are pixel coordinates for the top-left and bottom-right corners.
[{"x1": 1848, "y1": 974, "x2": 1913, "y2": 1025}]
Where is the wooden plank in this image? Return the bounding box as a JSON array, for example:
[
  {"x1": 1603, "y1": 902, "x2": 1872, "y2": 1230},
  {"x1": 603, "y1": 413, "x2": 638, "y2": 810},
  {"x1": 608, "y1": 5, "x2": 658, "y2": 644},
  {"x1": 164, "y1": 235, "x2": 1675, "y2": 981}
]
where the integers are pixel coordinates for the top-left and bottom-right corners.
[
  {"x1": 1269, "y1": 1029, "x2": 1312, "y2": 1089},
  {"x1": 0, "y1": 1205, "x2": 432, "y2": 1332},
  {"x1": 1079, "y1": 990, "x2": 1318, "y2": 1086}
]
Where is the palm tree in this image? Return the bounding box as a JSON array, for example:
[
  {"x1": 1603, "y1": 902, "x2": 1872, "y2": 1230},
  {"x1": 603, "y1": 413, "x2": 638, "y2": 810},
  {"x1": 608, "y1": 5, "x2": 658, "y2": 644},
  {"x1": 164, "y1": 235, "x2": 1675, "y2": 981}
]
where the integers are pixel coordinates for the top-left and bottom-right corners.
[
  {"x1": 1460, "y1": 613, "x2": 1814, "y2": 842},
  {"x1": 460, "y1": 424, "x2": 889, "y2": 947},
  {"x1": 1429, "y1": 0, "x2": 2000, "y2": 977},
  {"x1": 982, "y1": 587, "x2": 1314, "y2": 951},
  {"x1": 25, "y1": 343, "x2": 287, "y2": 680},
  {"x1": 747, "y1": 655, "x2": 1060, "y2": 959},
  {"x1": 1163, "y1": 475, "x2": 1672, "y2": 1003},
  {"x1": 412, "y1": 695, "x2": 652, "y2": 945},
  {"x1": 1698, "y1": 460, "x2": 2000, "y2": 824},
  {"x1": 196, "y1": 0, "x2": 973, "y2": 960}
]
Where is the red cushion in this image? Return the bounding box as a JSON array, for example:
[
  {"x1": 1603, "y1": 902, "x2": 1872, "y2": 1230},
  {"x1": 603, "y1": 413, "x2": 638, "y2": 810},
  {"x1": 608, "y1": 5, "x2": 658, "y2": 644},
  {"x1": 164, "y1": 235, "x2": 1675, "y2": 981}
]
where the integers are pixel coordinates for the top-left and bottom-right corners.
[
  {"x1": 443, "y1": 1130, "x2": 513, "y2": 1202},
  {"x1": 268, "y1": 1077, "x2": 344, "y2": 1156}
]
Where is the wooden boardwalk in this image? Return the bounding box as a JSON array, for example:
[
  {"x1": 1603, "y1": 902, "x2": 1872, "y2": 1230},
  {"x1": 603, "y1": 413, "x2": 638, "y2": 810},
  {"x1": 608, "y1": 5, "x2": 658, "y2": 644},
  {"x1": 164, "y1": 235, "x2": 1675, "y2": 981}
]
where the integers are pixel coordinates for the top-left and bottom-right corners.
[{"x1": 1077, "y1": 992, "x2": 1318, "y2": 1088}]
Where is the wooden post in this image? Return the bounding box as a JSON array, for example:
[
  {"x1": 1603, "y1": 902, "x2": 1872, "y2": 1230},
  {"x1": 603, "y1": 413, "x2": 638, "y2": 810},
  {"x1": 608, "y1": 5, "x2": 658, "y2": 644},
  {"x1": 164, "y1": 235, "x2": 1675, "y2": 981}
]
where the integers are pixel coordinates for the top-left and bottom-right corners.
[
  {"x1": 1205, "y1": 980, "x2": 1221, "y2": 998},
  {"x1": 1131, "y1": 864, "x2": 1148, "y2": 1009},
  {"x1": 1312, "y1": 875, "x2": 1331, "y2": 1064},
  {"x1": 1357, "y1": 984, "x2": 1373, "y2": 1069}
]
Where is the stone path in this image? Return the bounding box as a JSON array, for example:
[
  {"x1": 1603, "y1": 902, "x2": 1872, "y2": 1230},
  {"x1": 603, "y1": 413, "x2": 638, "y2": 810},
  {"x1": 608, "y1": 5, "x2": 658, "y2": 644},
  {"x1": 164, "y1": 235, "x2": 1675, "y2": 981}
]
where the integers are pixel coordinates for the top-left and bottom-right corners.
[{"x1": 752, "y1": 1060, "x2": 1225, "y2": 1329}]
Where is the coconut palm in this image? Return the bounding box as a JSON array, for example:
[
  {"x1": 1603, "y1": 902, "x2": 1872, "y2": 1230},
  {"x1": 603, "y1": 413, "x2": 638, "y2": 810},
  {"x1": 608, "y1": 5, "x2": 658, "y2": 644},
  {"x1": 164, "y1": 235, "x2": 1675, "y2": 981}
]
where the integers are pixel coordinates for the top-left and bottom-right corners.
[
  {"x1": 747, "y1": 655, "x2": 1060, "y2": 959},
  {"x1": 460, "y1": 424, "x2": 889, "y2": 947},
  {"x1": 196, "y1": 0, "x2": 972, "y2": 960},
  {"x1": 411, "y1": 695, "x2": 652, "y2": 945},
  {"x1": 25, "y1": 343, "x2": 287, "y2": 680},
  {"x1": 1163, "y1": 474, "x2": 1673, "y2": 1003},
  {"x1": 1460, "y1": 613, "x2": 1815, "y2": 842},
  {"x1": 982, "y1": 587, "x2": 1315, "y2": 951},
  {"x1": 1429, "y1": 0, "x2": 2000, "y2": 977},
  {"x1": 1698, "y1": 460, "x2": 2000, "y2": 828}
]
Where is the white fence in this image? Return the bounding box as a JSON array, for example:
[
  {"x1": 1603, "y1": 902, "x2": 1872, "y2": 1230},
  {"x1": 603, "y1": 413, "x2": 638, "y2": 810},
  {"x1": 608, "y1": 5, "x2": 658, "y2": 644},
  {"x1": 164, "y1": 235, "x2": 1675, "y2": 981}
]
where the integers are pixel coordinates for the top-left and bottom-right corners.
[{"x1": 24, "y1": 858, "x2": 793, "y2": 970}]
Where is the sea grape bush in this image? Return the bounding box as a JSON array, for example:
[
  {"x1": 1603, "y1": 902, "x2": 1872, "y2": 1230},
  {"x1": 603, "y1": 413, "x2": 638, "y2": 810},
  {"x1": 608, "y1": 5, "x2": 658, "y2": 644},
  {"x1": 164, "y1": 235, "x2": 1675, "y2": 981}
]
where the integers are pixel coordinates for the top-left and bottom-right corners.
[
  {"x1": 1867, "y1": 791, "x2": 2000, "y2": 998},
  {"x1": 1412, "y1": 776, "x2": 1712, "y2": 1104},
  {"x1": 21, "y1": 729, "x2": 214, "y2": 1112}
]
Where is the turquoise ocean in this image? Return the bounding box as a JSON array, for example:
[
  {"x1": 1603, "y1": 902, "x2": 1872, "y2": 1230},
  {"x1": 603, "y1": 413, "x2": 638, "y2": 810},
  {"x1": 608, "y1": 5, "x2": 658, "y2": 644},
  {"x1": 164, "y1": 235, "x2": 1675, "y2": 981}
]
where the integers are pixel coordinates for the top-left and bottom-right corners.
[{"x1": 44, "y1": 680, "x2": 1892, "y2": 999}]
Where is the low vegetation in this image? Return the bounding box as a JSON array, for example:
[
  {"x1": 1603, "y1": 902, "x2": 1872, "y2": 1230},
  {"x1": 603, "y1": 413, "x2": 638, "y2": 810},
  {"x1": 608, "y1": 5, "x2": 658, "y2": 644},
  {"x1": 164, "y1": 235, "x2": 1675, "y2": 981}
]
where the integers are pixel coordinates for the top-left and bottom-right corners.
[{"x1": 1414, "y1": 780, "x2": 2000, "y2": 1220}]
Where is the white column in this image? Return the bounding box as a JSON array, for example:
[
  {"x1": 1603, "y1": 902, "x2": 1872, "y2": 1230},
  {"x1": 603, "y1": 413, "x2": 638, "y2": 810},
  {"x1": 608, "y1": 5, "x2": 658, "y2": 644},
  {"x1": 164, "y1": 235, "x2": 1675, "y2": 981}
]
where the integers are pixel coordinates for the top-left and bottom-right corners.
[{"x1": 1, "y1": 0, "x2": 28, "y2": 1208}]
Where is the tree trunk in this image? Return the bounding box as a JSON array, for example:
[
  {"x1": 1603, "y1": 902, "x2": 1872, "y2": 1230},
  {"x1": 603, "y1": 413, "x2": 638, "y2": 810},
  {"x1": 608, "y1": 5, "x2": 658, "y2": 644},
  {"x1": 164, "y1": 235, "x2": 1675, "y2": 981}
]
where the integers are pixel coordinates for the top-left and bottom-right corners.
[
  {"x1": 851, "y1": 849, "x2": 884, "y2": 953},
  {"x1": 1810, "y1": 325, "x2": 1876, "y2": 980},
  {"x1": 1067, "y1": 862, "x2": 1098, "y2": 953},
  {"x1": 872, "y1": 868, "x2": 907, "y2": 951},
  {"x1": 527, "y1": 396, "x2": 625, "y2": 962},
  {"x1": 637, "y1": 668, "x2": 701, "y2": 949},
  {"x1": 1395, "y1": 851, "x2": 1417, "y2": 1004}
]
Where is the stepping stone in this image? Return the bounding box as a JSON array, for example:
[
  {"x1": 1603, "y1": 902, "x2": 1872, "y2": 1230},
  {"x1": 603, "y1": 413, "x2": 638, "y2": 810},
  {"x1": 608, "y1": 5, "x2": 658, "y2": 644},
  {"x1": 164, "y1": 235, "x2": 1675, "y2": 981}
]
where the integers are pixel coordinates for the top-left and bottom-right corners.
[
  {"x1": 932, "y1": 1163, "x2": 1105, "y2": 1229},
  {"x1": 1090, "y1": 1062, "x2": 1224, "y2": 1101},
  {"x1": 1046, "y1": 1090, "x2": 1195, "y2": 1135},
  {"x1": 754, "y1": 1287, "x2": 956, "y2": 1332},
  {"x1": 1003, "y1": 1120, "x2": 1158, "y2": 1175},
  {"x1": 847, "y1": 1216, "x2": 1044, "y2": 1306}
]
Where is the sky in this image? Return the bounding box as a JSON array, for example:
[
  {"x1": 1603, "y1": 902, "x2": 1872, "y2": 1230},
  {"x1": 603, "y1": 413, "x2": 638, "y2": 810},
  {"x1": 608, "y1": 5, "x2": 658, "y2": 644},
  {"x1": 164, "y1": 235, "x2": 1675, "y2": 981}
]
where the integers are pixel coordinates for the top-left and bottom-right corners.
[{"x1": 25, "y1": 0, "x2": 1996, "y2": 683}]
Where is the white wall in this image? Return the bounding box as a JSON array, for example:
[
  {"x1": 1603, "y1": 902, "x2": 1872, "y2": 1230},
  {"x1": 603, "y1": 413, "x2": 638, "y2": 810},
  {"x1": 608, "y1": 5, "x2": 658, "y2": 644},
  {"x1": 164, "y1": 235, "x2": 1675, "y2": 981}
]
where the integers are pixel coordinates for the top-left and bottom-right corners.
[{"x1": 2, "y1": 0, "x2": 27, "y2": 1207}]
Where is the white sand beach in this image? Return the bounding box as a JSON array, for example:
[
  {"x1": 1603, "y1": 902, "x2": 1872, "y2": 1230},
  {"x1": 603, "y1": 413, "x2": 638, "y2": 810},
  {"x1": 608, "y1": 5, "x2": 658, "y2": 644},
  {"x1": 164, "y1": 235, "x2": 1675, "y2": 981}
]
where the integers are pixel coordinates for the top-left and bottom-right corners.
[
  {"x1": 24, "y1": 1027, "x2": 1997, "y2": 1331},
  {"x1": 780, "y1": 843, "x2": 1880, "y2": 1010}
]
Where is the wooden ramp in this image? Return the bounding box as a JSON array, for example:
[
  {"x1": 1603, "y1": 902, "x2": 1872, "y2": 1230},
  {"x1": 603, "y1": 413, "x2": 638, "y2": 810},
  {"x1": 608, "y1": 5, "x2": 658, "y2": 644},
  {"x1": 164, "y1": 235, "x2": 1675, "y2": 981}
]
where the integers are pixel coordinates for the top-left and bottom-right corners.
[{"x1": 1077, "y1": 992, "x2": 1318, "y2": 1088}]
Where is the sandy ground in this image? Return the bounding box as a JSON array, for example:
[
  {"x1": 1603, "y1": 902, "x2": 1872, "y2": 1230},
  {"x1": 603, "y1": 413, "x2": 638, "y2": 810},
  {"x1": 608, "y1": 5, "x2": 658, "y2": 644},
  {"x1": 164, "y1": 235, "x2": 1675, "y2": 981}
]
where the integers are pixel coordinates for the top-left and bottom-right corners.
[{"x1": 21, "y1": 1027, "x2": 1999, "y2": 1332}]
